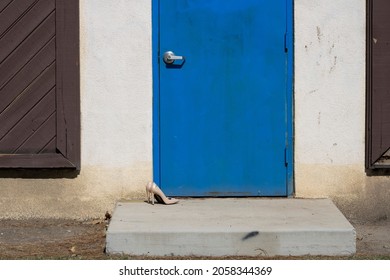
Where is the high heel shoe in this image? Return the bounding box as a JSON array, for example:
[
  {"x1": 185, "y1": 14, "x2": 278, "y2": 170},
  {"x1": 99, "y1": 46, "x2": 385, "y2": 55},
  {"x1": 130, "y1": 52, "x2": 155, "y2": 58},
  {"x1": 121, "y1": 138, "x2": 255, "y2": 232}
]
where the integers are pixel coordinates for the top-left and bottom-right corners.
[{"x1": 145, "y1": 182, "x2": 179, "y2": 205}]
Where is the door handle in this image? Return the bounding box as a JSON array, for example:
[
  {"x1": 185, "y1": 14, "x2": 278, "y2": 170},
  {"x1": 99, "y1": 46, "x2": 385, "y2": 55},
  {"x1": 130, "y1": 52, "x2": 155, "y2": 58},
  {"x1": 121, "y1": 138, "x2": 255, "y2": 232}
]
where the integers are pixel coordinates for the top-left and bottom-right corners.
[{"x1": 163, "y1": 51, "x2": 185, "y2": 64}]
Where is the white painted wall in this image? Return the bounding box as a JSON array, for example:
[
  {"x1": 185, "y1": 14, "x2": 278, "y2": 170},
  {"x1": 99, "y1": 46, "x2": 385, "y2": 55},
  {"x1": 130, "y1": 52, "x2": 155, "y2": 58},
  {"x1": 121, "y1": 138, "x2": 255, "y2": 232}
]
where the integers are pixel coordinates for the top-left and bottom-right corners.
[
  {"x1": 294, "y1": 0, "x2": 390, "y2": 220},
  {"x1": 0, "y1": 0, "x2": 154, "y2": 219},
  {"x1": 295, "y1": 0, "x2": 366, "y2": 166},
  {"x1": 81, "y1": 0, "x2": 152, "y2": 168}
]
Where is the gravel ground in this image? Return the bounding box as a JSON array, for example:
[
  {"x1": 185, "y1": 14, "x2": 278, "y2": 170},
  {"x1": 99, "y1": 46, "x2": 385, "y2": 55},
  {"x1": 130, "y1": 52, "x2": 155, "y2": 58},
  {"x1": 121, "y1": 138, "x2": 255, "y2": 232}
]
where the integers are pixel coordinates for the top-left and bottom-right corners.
[{"x1": 0, "y1": 218, "x2": 389, "y2": 260}]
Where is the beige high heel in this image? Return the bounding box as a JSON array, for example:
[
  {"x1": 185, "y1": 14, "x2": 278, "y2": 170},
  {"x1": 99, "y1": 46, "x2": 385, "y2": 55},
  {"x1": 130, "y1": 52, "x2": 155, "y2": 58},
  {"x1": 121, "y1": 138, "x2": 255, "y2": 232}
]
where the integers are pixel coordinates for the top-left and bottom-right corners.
[{"x1": 145, "y1": 182, "x2": 179, "y2": 205}]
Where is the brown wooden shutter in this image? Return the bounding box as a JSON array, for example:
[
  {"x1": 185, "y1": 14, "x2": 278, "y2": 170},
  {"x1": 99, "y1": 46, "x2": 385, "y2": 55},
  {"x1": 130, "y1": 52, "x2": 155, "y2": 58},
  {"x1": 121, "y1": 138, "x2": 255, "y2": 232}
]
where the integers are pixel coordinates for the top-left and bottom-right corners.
[
  {"x1": 0, "y1": 0, "x2": 80, "y2": 169},
  {"x1": 367, "y1": 0, "x2": 390, "y2": 169}
]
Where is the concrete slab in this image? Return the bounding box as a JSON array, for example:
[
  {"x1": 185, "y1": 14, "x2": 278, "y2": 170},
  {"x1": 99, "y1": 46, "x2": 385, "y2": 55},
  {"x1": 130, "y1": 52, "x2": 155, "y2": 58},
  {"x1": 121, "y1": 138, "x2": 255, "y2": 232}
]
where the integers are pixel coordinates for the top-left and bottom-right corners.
[{"x1": 106, "y1": 198, "x2": 356, "y2": 257}]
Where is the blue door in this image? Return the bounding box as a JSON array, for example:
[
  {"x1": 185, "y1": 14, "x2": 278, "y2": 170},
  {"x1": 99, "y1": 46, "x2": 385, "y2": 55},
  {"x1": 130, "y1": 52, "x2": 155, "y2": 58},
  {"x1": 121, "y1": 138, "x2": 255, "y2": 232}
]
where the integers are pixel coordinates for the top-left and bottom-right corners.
[{"x1": 153, "y1": 0, "x2": 293, "y2": 196}]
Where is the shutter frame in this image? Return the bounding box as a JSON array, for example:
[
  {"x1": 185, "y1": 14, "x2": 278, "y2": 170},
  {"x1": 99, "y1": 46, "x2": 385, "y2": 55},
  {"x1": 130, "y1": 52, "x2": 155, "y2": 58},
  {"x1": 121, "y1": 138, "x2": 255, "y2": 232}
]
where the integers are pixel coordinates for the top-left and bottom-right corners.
[
  {"x1": 366, "y1": 0, "x2": 390, "y2": 170},
  {"x1": 0, "y1": 0, "x2": 80, "y2": 169}
]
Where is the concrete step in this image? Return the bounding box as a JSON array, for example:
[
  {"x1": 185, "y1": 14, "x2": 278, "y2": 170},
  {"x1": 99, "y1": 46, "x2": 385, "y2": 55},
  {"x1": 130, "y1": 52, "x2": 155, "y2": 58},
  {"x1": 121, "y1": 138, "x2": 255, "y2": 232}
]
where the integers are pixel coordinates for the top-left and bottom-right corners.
[{"x1": 106, "y1": 198, "x2": 356, "y2": 257}]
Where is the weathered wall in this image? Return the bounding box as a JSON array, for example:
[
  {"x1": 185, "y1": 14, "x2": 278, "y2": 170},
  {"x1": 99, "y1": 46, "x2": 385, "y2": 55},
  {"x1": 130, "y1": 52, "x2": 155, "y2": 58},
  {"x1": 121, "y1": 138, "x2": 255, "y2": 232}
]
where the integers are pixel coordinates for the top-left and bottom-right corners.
[
  {"x1": 295, "y1": 0, "x2": 390, "y2": 221},
  {"x1": 0, "y1": 0, "x2": 153, "y2": 219},
  {"x1": 0, "y1": 0, "x2": 389, "y2": 221}
]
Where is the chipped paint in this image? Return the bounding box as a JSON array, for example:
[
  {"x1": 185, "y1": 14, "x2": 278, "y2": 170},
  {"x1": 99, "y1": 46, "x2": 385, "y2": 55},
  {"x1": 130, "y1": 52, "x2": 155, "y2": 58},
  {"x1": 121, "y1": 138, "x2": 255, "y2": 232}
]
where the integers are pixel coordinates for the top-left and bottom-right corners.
[
  {"x1": 316, "y1": 26, "x2": 323, "y2": 42},
  {"x1": 329, "y1": 56, "x2": 337, "y2": 73},
  {"x1": 294, "y1": 0, "x2": 390, "y2": 221}
]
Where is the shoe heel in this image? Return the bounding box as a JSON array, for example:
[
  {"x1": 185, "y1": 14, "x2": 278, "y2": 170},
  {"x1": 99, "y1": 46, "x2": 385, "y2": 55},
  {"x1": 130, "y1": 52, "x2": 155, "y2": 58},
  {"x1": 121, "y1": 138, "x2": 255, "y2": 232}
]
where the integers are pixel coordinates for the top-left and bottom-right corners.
[{"x1": 145, "y1": 182, "x2": 153, "y2": 204}]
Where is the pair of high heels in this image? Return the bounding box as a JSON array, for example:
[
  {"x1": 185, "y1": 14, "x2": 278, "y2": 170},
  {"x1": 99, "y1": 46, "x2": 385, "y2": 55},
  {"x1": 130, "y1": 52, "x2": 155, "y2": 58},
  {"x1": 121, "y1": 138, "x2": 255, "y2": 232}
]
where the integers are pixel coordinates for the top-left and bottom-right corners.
[{"x1": 145, "y1": 182, "x2": 179, "y2": 205}]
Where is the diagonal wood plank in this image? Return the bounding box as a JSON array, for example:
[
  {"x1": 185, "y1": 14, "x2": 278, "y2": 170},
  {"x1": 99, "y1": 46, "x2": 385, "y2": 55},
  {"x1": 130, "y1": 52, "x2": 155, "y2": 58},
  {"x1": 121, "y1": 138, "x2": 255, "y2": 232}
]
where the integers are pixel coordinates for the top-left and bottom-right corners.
[
  {"x1": 0, "y1": 0, "x2": 80, "y2": 169},
  {"x1": 0, "y1": 0, "x2": 13, "y2": 13},
  {"x1": 38, "y1": 136, "x2": 56, "y2": 154},
  {"x1": 0, "y1": 0, "x2": 37, "y2": 37},
  {"x1": 0, "y1": 63, "x2": 55, "y2": 139},
  {"x1": 0, "y1": 12, "x2": 55, "y2": 88},
  {"x1": 0, "y1": 37, "x2": 55, "y2": 113},
  {"x1": 0, "y1": 88, "x2": 55, "y2": 153},
  {"x1": 15, "y1": 111, "x2": 56, "y2": 154},
  {"x1": 0, "y1": 0, "x2": 54, "y2": 64}
]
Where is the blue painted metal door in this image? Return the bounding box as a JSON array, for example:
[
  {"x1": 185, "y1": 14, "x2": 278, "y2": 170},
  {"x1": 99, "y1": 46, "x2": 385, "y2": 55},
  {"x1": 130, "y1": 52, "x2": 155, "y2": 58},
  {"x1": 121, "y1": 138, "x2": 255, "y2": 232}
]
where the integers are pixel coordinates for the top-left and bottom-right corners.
[{"x1": 155, "y1": 0, "x2": 293, "y2": 196}]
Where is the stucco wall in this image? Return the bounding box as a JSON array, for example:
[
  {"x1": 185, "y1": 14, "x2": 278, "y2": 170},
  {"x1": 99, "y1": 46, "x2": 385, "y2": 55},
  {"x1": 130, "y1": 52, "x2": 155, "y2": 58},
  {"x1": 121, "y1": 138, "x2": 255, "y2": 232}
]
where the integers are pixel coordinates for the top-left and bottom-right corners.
[
  {"x1": 295, "y1": 0, "x2": 390, "y2": 221},
  {"x1": 0, "y1": 0, "x2": 389, "y2": 221},
  {"x1": 0, "y1": 0, "x2": 153, "y2": 219}
]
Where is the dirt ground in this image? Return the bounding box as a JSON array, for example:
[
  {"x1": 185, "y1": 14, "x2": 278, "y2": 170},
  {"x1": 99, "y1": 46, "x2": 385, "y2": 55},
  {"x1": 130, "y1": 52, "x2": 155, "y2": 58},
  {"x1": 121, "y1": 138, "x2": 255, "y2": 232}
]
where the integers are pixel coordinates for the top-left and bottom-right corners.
[{"x1": 0, "y1": 217, "x2": 389, "y2": 260}]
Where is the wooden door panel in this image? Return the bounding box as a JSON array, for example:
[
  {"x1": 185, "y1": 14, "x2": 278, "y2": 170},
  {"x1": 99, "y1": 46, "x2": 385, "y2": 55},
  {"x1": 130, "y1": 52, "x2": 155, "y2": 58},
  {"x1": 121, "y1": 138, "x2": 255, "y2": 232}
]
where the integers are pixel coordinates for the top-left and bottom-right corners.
[
  {"x1": 40, "y1": 137, "x2": 57, "y2": 154},
  {"x1": 0, "y1": 13, "x2": 55, "y2": 88},
  {"x1": 0, "y1": 0, "x2": 79, "y2": 169},
  {"x1": 0, "y1": 88, "x2": 56, "y2": 153},
  {"x1": 367, "y1": 0, "x2": 390, "y2": 168},
  {"x1": 0, "y1": 39, "x2": 56, "y2": 114},
  {"x1": 0, "y1": 0, "x2": 37, "y2": 36},
  {"x1": 0, "y1": 1, "x2": 14, "y2": 13},
  {"x1": 16, "y1": 112, "x2": 56, "y2": 154},
  {"x1": 0, "y1": 63, "x2": 55, "y2": 139},
  {"x1": 0, "y1": 0, "x2": 55, "y2": 63}
]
